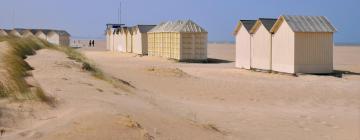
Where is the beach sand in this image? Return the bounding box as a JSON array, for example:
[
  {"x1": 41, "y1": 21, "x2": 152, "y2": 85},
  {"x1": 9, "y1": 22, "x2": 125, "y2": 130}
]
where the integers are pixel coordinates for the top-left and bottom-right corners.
[{"x1": 1, "y1": 41, "x2": 359, "y2": 140}]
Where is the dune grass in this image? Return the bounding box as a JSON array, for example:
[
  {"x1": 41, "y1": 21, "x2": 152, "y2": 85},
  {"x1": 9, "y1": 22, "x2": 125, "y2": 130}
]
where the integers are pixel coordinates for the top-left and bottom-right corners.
[
  {"x1": 0, "y1": 36, "x2": 49, "y2": 101},
  {"x1": 0, "y1": 36, "x2": 134, "y2": 102}
]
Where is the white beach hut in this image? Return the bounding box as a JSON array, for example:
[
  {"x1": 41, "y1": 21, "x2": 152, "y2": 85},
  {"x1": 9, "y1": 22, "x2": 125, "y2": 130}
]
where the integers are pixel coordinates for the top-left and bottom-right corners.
[
  {"x1": 131, "y1": 25, "x2": 156, "y2": 55},
  {"x1": 106, "y1": 29, "x2": 111, "y2": 51},
  {"x1": 126, "y1": 28, "x2": 133, "y2": 53},
  {"x1": 270, "y1": 15, "x2": 336, "y2": 74},
  {"x1": 113, "y1": 29, "x2": 121, "y2": 52},
  {"x1": 233, "y1": 20, "x2": 257, "y2": 69},
  {"x1": 118, "y1": 27, "x2": 128, "y2": 52},
  {"x1": 106, "y1": 24, "x2": 124, "y2": 51},
  {"x1": 250, "y1": 18, "x2": 277, "y2": 71}
]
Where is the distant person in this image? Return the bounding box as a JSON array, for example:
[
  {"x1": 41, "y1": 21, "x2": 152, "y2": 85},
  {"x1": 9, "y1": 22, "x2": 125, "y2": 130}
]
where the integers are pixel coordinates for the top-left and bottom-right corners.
[
  {"x1": 92, "y1": 40, "x2": 95, "y2": 47},
  {"x1": 89, "y1": 40, "x2": 92, "y2": 47}
]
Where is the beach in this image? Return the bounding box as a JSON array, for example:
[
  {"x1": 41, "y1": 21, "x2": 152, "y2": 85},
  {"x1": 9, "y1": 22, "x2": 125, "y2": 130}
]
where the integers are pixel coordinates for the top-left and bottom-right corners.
[{"x1": 0, "y1": 41, "x2": 359, "y2": 140}]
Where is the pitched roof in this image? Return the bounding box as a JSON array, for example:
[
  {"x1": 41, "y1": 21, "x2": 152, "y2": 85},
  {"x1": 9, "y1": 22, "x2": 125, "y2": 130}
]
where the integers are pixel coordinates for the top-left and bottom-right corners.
[
  {"x1": 259, "y1": 18, "x2": 277, "y2": 31},
  {"x1": 0, "y1": 29, "x2": 12, "y2": 33},
  {"x1": 49, "y1": 30, "x2": 71, "y2": 36},
  {"x1": 250, "y1": 18, "x2": 277, "y2": 33},
  {"x1": 25, "y1": 29, "x2": 71, "y2": 36},
  {"x1": 149, "y1": 20, "x2": 207, "y2": 33},
  {"x1": 15, "y1": 28, "x2": 32, "y2": 34},
  {"x1": 233, "y1": 20, "x2": 257, "y2": 35},
  {"x1": 271, "y1": 15, "x2": 337, "y2": 33},
  {"x1": 241, "y1": 20, "x2": 257, "y2": 32},
  {"x1": 133, "y1": 25, "x2": 156, "y2": 33}
]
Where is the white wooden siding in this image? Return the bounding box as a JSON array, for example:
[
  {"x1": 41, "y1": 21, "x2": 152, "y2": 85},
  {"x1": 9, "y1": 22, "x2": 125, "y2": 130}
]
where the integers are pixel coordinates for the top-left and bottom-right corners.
[
  {"x1": 271, "y1": 21, "x2": 295, "y2": 73},
  {"x1": 294, "y1": 32, "x2": 333, "y2": 73},
  {"x1": 251, "y1": 24, "x2": 272, "y2": 70},
  {"x1": 235, "y1": 26, "x2": 251, "y2": 69}
]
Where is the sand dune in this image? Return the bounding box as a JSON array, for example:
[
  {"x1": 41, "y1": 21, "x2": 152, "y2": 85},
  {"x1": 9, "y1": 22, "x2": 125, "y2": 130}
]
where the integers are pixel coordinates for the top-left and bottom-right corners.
[{"x1": 0, "y1": 41, "x2": 359, "y2": 140}]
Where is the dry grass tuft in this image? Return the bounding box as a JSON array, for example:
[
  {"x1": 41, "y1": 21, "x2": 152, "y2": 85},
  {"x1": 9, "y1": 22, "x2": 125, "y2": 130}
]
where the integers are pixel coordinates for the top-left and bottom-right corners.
[
  {"x1": 119, "y1": 115, "x2": 155, "y2": 140},
  {"x1": 123, "y1": 115, "x2": 142, "y2": 129},
  {"x1": 202, "y1": 123, "x2": 223, "y2": 133}
]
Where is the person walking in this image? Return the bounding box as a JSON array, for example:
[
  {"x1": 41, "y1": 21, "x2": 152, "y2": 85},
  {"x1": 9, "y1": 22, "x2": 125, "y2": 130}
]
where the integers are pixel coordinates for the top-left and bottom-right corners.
[
  {"x1": 92, "y1": 40, "x2": 95, "y2": 47},
  {"x1": 89, "y1": 40, "x2": 92, "y2": 47}
]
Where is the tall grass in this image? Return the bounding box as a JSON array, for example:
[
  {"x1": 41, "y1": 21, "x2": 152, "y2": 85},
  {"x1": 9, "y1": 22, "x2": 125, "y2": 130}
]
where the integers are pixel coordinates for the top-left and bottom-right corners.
[
  {"x1": 0, "y1": 36, "x2": 134, "y2": 101},
  {"x1": 0, "y1": 36, "x2": 48, "y2": 100}
]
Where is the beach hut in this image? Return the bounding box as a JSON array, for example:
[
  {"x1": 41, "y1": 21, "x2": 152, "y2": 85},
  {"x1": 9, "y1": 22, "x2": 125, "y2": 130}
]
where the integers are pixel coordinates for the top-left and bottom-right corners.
[
  {"x1": 148, "y1": 20, "x2": 208, "y2": 61},
  {"x1": 118, "y1": 27, "x2": 128, "y2": 52},
  {"x1": 15, "y1": 29, "x2": 34, "y2": 38},
  {"x1": 126, "y1": 28, "x2": 133, "y2": 53},
  {"x1": 113, "y1": 29, "x2": 121, "y2": 52},
  {"x1": 46, "y1": 30, "x2": 70, "y2": 46},
  {"x1": 131, "y1": 25, "x2": 156, "y2": 55},
  {"x1": 250, "y1": 18, "x2": 277, "y2": 71},
  {"x1": 47, "y1": 31, "x2": 60, "y2": 45},
  {"x1": 270, "y1": 15, "x2": 336, "y2": 74},
  {"x1": 108, "y1": 28, "x2": 115, "y2": 51},
  {"x1": 32, "y1": 30, "x2": 47, "y2": 40},
  {"x1": 106, "y1": 29, "x2": 111, "y2": 50},
  {"x1": 106, "y1": 24, "x2": 124, "y2": 51},
  {"x1": 0, "y1": 29, "x2": 8, "y2": 36},
  {"x1": 233, "y1": 20, "x2": 257, "y2": 69},
  {"x1": 8, "y1": 29, "x2": 22, "y2": 37}
]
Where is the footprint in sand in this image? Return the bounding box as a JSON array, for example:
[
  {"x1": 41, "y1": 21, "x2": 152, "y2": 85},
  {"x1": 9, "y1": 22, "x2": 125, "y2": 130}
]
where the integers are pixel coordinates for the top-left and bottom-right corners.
[
  {"x1": 19, "y1": 130, "x2": 42, "y2": 138},
  {"x1": 316, "y1": 120, "x2": 339, "y2": 129}
]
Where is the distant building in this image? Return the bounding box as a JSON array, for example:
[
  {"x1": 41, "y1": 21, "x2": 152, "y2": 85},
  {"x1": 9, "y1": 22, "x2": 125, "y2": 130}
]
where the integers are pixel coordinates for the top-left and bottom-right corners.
[
  {"x1": 233, "y1": 20, "x2": 257, "y2": 69},
  {"x1": 148, "y1": 20, "x2": 208, "y2": 61},
  {"x1": 270, "y1": 15, "x2": 336, "y2": 74},
  {"x1": 250, "y1": 18, "x2": 277, "y2": 71}
]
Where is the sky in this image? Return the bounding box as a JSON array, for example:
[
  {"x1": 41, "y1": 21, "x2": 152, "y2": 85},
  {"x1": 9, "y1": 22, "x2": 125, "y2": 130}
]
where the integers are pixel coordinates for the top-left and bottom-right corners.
[{"x1": 0, "y1": 0, "x2": 359, "y2": 43}]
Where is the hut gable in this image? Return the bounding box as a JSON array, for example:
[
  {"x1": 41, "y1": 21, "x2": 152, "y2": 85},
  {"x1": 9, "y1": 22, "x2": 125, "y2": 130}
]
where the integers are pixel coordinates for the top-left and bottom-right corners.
[
  {"x1": 271, "y1": 15, "x2": 337, "y2": 33},
  {"x1": 15, "y1": 28, "x2": 31, "y2": 34},
  {"x1": 233, "y1": 20, "x2": 257, "y2": 35},
  {"x1": 149, "y1": 20, "x2": 207, "y2": 33},
  {"x1": 133, "y1": 25, "x2": 156, "y2": 34},
  {"x1": 250, "y1": 18, "x2": 277, "y2": 33}
]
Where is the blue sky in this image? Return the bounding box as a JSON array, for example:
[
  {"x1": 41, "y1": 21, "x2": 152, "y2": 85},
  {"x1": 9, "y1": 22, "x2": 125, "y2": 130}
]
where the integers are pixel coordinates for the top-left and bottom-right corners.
[{"x1": 0, "y1": 0, "x2": 359, "y2": 43}]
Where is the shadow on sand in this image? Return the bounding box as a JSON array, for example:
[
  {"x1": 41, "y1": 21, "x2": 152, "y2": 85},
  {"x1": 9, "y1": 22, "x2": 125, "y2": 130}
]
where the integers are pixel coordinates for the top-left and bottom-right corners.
[
  {"x1": 177, "y1": 58, "x2": 234, "y2": 64},
  {"x1": 311, "y1": 70, "x2": 360, "y2": 78},
  {"x1": 206, "y1": 58, "x2": 234, "y2": 64}
]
